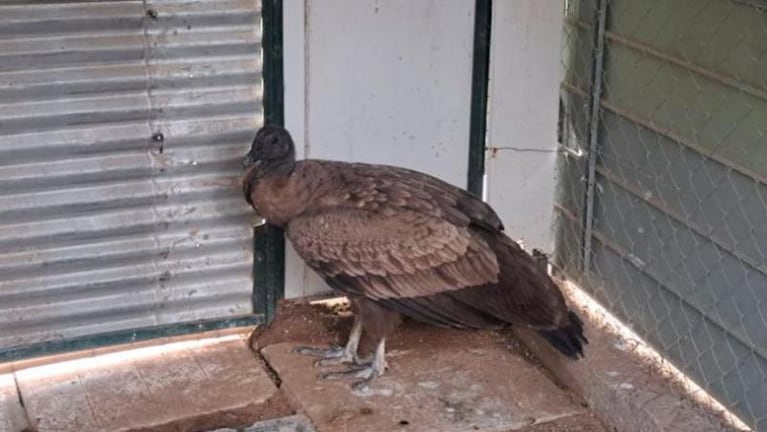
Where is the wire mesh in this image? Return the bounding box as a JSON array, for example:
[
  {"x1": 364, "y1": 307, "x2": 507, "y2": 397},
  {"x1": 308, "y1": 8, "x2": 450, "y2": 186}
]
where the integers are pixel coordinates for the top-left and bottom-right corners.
[{"x1": 555, "y1": 0, "x2": 767, "y2": 429}]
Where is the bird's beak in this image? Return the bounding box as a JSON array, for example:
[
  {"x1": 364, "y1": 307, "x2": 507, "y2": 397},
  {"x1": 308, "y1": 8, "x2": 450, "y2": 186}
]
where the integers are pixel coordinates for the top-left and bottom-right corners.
[{"x1": 241, "y1": 155, "x2": 261, "y2": 170}]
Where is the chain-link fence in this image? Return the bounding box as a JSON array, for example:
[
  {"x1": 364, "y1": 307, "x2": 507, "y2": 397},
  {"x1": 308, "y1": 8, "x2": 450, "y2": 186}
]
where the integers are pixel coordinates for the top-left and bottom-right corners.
[{"x1": 555, "y1": 0, "x2": 767, "y2": 429}]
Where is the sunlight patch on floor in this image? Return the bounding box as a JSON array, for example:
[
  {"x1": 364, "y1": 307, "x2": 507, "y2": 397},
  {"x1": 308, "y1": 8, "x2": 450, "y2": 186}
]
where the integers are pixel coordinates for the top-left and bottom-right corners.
[{"x1": 564, "y1": 280, "x2": 751, "y2": 431}]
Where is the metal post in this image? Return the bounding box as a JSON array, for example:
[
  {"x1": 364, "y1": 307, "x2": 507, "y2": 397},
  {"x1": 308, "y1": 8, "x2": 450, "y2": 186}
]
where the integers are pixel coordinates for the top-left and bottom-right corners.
[
  {"x1": 254, "y1": 0, "x2": 285, "y2": 323},
  {"x1": 467, "y1": 0, "x2": 492, "y2": 198},
  {"x1": 581, "y1": 0, "x2": 609, "y2": 273}
]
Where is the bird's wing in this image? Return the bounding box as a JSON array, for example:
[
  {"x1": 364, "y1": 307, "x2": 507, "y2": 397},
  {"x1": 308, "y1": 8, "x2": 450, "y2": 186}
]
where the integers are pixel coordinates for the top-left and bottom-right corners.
[
  {"x1": 344, "y1": 162, "x2": 506, "y2": 233},
  {"x1": 285, "y1": 161, "x2": 567, "y2": 329},
  {"x1": 286, "y1": 208, "x2": 500, "y2": 300}
]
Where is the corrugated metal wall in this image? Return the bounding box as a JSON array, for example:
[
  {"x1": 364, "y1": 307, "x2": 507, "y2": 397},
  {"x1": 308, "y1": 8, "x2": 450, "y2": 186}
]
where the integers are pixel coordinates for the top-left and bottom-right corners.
[
  {"x1": 0, "y1": 0, "x2": 262, "y2": 349},
  {"x1": 557, "y1": 0, "x2": 767, "y2": 428}
]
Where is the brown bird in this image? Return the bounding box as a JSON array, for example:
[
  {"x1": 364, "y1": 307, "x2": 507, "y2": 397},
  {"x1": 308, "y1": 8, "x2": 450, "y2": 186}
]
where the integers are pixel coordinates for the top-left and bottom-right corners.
[{"x1": 242, "y1": 125, "x2": 586, "y2": 389}]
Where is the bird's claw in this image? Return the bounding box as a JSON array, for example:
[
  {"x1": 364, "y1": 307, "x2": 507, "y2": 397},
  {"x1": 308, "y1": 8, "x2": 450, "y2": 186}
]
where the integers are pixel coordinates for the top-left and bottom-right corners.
[
  {"x1": 299, "y1": 337, "x2": 386, "y2": 390},
  {"x1": 318, "y1": 362, "x2": 374, "y2": 381},
  {"x1": 295, "y1": 345, "x2": 360, "y2": 368},
  {"x1": 351, "y1": 376, "x2": 375, "y2": 392},
  {"x1": 294, "y1": 344, "x2": 344, "y2": 358},
  {"x1": 314, "y1": 356, "x2": 352, "y2": 367}
]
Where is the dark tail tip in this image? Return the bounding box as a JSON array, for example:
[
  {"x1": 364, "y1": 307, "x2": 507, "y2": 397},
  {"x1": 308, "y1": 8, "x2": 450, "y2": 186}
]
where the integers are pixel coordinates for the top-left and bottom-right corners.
[{"x1": 537, "y1": 311, "x2": 589, "y2": 359}]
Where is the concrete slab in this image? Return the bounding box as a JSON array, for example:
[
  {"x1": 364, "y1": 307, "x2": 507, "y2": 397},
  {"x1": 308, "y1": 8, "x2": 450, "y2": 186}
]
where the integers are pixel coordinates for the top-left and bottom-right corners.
[
  {"x1": 262, "y1": 342, "x2": 586, "y2": 432},
  {"x1": 0, "y1": 373, "x2": 30, "y2": 432},
  {"x1": 16, "y1": 338, "x2": 279, "y2": 432},
  {"x1": 17, "y1": 366, "x2": 101, "y2": 432}
]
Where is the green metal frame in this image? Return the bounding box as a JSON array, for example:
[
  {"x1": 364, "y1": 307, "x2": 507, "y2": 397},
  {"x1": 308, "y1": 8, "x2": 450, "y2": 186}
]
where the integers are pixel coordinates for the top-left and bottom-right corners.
[
  {"x1": 467, "y1": 0, "x2": 492, "y2": 197},
  {"x1": 0, "y1": 0, "x2": 284, "y2": 363},
  {"x1": 0, "y1": 315, "x2": 262, "y2": 363},
  {"x1": 253, "y1": 0, "x2": 286, "y2": 324}
]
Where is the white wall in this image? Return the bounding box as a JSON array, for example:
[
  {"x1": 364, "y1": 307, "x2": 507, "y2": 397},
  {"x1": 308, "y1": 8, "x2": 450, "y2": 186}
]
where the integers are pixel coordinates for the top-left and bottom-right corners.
[
  {"x1": 283, "y1": 0, "x2": 476, "y2": 298},
  {"x1": 484, "y1": 0, "x2": 564, "y2": 253},
  {"x1": 282, "y1": 0, "x2": 564, "y2": 298}
]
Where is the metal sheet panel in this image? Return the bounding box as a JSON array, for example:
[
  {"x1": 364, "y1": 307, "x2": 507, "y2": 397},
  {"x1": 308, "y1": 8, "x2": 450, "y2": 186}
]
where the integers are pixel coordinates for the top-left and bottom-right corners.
[{"x1": 0, "y1": 0, "x2": 262, "y2": 349}]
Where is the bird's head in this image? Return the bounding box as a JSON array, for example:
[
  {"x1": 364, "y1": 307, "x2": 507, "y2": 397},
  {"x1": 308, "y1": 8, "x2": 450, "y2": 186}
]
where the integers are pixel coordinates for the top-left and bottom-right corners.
[{"x1": 242, "y1": 125, "x2": 296, "y2": 177}]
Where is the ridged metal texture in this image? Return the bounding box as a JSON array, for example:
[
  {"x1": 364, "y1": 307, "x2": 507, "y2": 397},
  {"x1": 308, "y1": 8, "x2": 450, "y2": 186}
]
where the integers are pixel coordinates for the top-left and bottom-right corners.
[
  {"x1": 557, "y1": 0, "x2": 767, "y2": 428},
  {"x1": 0, "y1": 0, "x2": 262, "y2": 349}
]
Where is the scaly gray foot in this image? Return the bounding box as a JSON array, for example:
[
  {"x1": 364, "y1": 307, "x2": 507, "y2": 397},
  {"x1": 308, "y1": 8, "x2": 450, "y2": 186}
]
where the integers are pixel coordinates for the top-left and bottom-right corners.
[
  {"x1": 317, "y1": 349, "x2": 387, "y2": 390},
  {"x1": 294, "y1": 345, "x2": 355, "y2": 367},
  {"x1": 318, "y1": 362, "x2": 381, "y2": 390},
  {"x1": 295, "y1": 344, "x2": 344, "y2": 358}
]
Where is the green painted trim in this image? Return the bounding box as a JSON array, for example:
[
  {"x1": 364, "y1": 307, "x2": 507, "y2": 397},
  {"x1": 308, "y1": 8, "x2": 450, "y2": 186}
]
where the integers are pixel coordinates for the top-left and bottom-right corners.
[
  {"x1": 0, "y1": 315, "x2": 263, "y2": 364},
  {"x1": 253, "y1": 224, "x2": 285, "y2": 323},
  {"x1": 262, "y1": 0, "x2": 285, "y2": 127},
  {"x1": 467, "y1": 0, "x2": 492, "y2": 197},
  {"x1": 254, "y1": 0, "x2": 286, "y2": 324}
]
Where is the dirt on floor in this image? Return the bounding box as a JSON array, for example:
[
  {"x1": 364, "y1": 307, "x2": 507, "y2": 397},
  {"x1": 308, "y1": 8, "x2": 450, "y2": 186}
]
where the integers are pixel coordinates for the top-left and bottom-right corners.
[{"x1": 248, "y1": 298, "x2": 608, "y2": 432}]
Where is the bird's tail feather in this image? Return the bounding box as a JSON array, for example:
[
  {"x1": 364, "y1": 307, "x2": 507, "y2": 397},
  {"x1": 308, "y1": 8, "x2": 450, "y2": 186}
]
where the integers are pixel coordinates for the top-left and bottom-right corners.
[{"x1": 537, "y1": 311, "x2": 588, "y2": 359}]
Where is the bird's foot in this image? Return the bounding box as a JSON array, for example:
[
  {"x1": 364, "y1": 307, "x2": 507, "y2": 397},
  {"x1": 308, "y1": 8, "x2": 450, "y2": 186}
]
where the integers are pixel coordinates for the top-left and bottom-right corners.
[
  {"x1": 318, "y1": 359, "x2": 387, "y2": 390},
  {"x1": 319, "y1": 363, "x2": 378, "y2": 390},
  {"x1": 294, "y1": 345, "x2": 355, "y2": 367}
]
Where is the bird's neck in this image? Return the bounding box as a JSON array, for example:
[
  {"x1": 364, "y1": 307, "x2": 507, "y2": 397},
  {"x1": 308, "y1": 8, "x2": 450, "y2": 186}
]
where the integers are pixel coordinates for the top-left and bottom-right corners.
[{"x1": 244, "y1": 162, "x2": 315, "y2": 226}]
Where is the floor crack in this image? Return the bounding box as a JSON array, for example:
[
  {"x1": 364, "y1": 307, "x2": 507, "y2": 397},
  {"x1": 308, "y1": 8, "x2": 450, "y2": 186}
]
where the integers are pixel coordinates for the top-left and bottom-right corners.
[
  {"x1": 257, "y1": 349, "x2": 283, "y2": 389},
  {"x1": 12, "y1": 373, "x2": 37, "y2": 432},
  {"x1": 249, "y1": 330, "x2": 282, "y2": 388}
]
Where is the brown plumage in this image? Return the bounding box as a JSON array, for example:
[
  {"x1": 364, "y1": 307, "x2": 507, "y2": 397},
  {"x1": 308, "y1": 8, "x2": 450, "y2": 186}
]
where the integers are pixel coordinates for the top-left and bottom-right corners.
[{"x1": 242, "y1": 125, "x2": 586, "y2": 388}]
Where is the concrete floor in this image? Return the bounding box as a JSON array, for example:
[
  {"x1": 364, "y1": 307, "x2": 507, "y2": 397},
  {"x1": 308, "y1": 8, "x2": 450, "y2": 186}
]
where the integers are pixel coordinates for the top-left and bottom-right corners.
[
  {"x1": 2, "y1": 335, "x2": 285, "y2": 432},
  {"x1": 262, "y1": 342, "x2": 594, "y2": 432},
  {"x1": 1, "y1": 296, "x2": 743, "y2": 432},
  {"x1": 0, "y1": 319, "x2": 607, "y2": 432}
]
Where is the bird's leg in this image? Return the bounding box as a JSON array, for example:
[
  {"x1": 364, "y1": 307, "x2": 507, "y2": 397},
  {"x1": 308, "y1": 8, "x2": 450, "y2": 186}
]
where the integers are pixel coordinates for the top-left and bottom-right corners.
[
  {"x1": 295, "y1": 315, "x2": 363, "y2": 366},
  {"x1": 318, "y1": 338, "x2": 387, "y2": 390}
]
